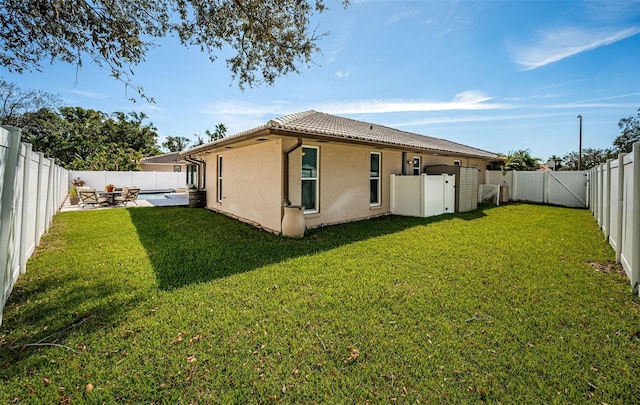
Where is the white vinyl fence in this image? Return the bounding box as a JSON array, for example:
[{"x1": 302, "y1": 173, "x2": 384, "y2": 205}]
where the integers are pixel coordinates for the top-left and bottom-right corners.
[
  {"x1": 70, "y1": 170, "x2": 187, "y2": 192},
  {"x1": 589, "y1": 143, "x2": 640, "y2": 296},
  {"x1": 390, "y1": 174, "x2": 455, "y2": 217},
  {"x1": 1, "y1": 126, "x2": 69, "y2": 325},
  {"x1": 486, "y1": 170, "x2": 589, "y2": 208}
]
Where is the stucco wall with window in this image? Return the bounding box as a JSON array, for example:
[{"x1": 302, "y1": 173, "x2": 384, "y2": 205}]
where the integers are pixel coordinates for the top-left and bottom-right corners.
[
  {"x1": 287, "y1": 141, "x2": 402, "y2": 229},
  {"x1": 204, "y1": 139, "x2": 284, "y2": 233}
]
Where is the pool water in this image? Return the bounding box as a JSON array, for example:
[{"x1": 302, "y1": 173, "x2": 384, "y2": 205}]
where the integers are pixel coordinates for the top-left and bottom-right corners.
[{"x1": 137, "y1": 192, "x2": 186, "y2": 200}]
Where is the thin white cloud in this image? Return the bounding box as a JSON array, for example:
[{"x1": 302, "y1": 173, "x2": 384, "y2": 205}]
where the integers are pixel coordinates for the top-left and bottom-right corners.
[
  {"x1": 545, "y1": 102, "x2": 638, "y2": 109},
  {"x1": 570, "y1": 93, "x2": 640, "y2": 103},
  {"x1": 336, "y1": 69, "x2": 351, "y2": 78},
  {"x1": 198, "y1": 100, "x2": 290, "y2": 116},
  {"x1": 513, "y1": 26, "x2": 640, "y2": 70},
  {"x1": 390, "y1": 112, "x2": 576, "y2": 127},
  {"x1": 65, "y1": 89, "x2": 108, "y2": 99},
  {"x1": 315, "y1": 91, "x2": 511, "y2": 114},
  {"x1": 132, "y1": 103, "x2": 165, "y2": 113},
  {"x1": 387, "y1": 8, "x2": 420, "y2": 24}
]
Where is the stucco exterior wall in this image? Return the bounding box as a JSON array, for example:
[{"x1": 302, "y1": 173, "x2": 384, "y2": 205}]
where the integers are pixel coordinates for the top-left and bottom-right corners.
[
  {"x1": 288, "y1": 141, "x2": 402, "y2": 228},
  {"x1": 205, "y1": 139, "x2": 284, "y2": 233},
  {"x1": 198, "y1": 136, "x2": 494, "y2": 234}
]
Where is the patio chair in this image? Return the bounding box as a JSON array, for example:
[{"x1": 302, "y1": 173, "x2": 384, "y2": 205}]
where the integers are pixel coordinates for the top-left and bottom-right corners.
[
  {"x1": 114, "y1": 187, "x2": 140, "y2": 207},
  {"x1": 78, "y1": 189, "x2": 109, "y2": 209}
]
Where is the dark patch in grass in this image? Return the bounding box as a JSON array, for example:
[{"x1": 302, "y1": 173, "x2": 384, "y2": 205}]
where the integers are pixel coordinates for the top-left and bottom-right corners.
[{"x1": 127, "y1": 206, "x2": 493, "y2": 290}]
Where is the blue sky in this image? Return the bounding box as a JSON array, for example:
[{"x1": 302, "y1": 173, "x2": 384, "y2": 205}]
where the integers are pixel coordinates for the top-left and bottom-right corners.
[{"x1": 3, "y1": 0, "x2": 640, "y2": 160}]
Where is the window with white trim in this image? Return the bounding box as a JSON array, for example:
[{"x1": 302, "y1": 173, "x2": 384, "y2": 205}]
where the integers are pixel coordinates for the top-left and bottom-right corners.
[
  {"x1": 186, "y1": 164, "x2": 197, "y2": 186},
  {"x1": 413, "y1": 156, "x2": 421, "y2": 175},
  {"x1": 370, "y1": 152, "x2": 381, "y2": 206},
  {"x1": 217, "y1": 155, "x2": 223, "y2": 202},
  {"x1": 301, "y1": 146, "x2": 319, "y2": 213}
]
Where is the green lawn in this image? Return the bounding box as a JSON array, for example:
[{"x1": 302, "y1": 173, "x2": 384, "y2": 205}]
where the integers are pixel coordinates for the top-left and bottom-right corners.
[{"x1": 1, "y1": 204, "x2": 639, "y2": 403}]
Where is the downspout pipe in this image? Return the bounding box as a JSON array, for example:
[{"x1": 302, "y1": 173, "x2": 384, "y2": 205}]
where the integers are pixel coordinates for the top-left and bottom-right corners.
[
  {"x1": 185, "y1": 155, "x2": 206, "y2": 190},
  {"x1": 401, "y1": 151, "x2": 407, "y2": 175},
  {"x1": 283, "y1": 137, "x2": 303, "y2": 206}
]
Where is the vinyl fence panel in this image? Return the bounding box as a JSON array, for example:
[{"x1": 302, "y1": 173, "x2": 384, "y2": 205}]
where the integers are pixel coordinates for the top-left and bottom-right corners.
[
  {"x1": 0, "y1": 126, "x2": 68, "y2": 325},
  {"x1": 513, "y1": 172, "x2": 545, "y2": 203},
  {"x1": 70, "y1": 170, "x2": 187, "y2": 191},
  {"x1": 589, "y1": 143, "x2": 640, "y2": 297}
]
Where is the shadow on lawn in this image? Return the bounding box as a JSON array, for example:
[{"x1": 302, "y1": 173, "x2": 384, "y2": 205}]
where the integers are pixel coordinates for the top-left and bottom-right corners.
[{"x1": 128, "y1": 204, "x2": 495, "y2": 290}]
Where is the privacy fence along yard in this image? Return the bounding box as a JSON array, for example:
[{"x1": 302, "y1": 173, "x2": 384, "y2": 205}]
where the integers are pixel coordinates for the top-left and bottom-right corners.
[
  {"x1": 485, "y1": 169, "x2": 589, "y2": 208},
  {"x1": 0, "y1": 126, "x2": 68, "y2": 326},
  {"x1": 589, "y1": 142, "x2": 640, "y2": 296},
  {"x1": 70, "y1": 170, "x2": 187, "y2": 192}
]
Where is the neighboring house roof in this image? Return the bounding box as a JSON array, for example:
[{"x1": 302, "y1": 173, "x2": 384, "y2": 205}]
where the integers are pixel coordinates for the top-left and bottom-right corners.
[
  {"x1": 140, "y1": 152, "x2": 185, "y2": 165},
  {"x1": 182, "y1": 110, "x2": 497, "y2": 159}
]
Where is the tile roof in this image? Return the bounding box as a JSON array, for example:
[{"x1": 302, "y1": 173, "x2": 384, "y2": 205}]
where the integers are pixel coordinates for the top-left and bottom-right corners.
[
  {"x1": 140, "y1": 152, "x2": 184, "y2": 164},
  {"x1": 185, "y1": 110, "x2": 497, "y2": 159}
]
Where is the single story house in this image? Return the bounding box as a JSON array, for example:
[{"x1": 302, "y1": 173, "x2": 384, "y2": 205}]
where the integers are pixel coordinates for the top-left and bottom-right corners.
[
  {"x1": 140, "y1": 152, "x2": 187, "y2": 173},
  {"x1": 180, "y1": 110, "x2": 497, "y2": 235}
]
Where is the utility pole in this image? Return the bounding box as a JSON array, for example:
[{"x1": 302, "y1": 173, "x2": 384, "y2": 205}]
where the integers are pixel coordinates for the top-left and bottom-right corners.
[{"x1": 577, "y1": 114, "x2": 582, "y2": 171}]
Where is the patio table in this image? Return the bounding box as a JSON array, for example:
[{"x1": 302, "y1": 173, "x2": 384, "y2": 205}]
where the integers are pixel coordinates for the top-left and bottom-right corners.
[{"x1": 98, "y1": 191, "x2": 123, "y2": 206}]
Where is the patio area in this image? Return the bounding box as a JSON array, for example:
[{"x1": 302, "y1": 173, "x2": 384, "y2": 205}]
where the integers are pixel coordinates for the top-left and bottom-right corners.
[{"x1": 60, "y1": 192, "x2": 189, "y2": 212}]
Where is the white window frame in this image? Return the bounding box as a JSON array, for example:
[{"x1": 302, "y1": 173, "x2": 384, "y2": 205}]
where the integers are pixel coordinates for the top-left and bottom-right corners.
[
  {"x1": 217, "y1": 155, "x2": 223, "y2": 202},
  {"x1": 413, "y1": 156, "x2": 421, "y2": 175},
  {"x1": 302, "y1": 146, "x2": 319, "y2": 214},
  {"x1": 370, "y1": 152, "x2": 381, "y2": 207}
]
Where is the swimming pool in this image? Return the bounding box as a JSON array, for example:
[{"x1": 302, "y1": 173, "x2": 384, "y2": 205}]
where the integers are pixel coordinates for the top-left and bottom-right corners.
[{"x1": 137, "y1": 192, "x2": 186, "y2": 200}]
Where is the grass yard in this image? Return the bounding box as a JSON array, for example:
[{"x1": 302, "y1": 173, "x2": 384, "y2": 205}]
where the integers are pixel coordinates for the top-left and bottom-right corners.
[{"x1": 1, "y1": 204, "x2": 639, "y2": 403}]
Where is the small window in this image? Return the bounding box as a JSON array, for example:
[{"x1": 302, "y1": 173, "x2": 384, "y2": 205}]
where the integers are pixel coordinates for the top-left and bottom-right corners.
[
  {"x1": 217, "y1": 155, "x2": 223, "y2": 202},
  {"x1": 453, "y1": 160, "x2": 461, "y2": 166},
  {"x1": 370, "y1": 152, "x2": 381, "y2": 206},
  {"x1": 186, "y1": 164, "x2": 197, "y2": 186},
  {"x1": 302, "y1": 146, "x2": 319, "y2": 213},
  {"x1": 174, "y1": 165, "x2": 181, "y2": 172},
  {"x1": 413, "y1": 156, "x2": 421, "y2": 175}
]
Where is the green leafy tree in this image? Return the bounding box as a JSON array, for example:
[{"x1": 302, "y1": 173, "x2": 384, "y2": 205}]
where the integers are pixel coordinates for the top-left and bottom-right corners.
[
  {"x1": 613, "y1": 108, "x2": 640, "y2": 154},
  {"x1": 1, "y1": 0, "x2": 349, "y2": 98},
  {"x1": 561, "y1": 148, "x2": 614, "y2": 171},
  {"x1": 205, "y1": 123, "x2": 228, "y2": 142},
  {"x1": 69, "y1": 144, "x2": 143, "y2": 171},
  {"x1": 162, "y1": 136, "x2": 191, "y2": 152},
  {"x1": 499, "y1": 149, "x2": 542, "y2": 171}
]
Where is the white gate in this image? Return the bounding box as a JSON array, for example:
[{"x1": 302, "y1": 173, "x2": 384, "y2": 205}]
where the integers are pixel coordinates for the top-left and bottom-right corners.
[
  {"x1": 511, "y1": 171, "x2": 588, "y2": 208},
  {"x1": 390, "y1": 174, "x2": 455, "y2": 217},
  {"x1": 547, "y1": 172, "x2": 589, "y2": 207}
]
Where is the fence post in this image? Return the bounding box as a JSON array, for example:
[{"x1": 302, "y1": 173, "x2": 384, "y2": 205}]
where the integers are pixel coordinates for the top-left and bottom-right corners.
[
  {"x1": 45, "y1": 158, "x2": 55, "y2": 232},
  {"x1": 34, "y1": 152, "x2": 45, "y2": 246},
  {"x1": 543, "y1": 171, "x2": 549, "y2": 204},
  {"x1": 603, "y1": 160, "x2": 613, "y2": 240},
  {"x1": 0, "y1": 126, "x2": 21, "y2": 325},
  {"x1": 390, "y1": 175, "x2": 396, "y2": 214},
  {"x1": 615, "y1": 153, "x2": 625, "y2": 263},
  {"x1": 19, "y1": 143, "x2": 33, "y2": 275},
  {"x1": 631, "y1": 143, "x2": 640, "y2": 296}
]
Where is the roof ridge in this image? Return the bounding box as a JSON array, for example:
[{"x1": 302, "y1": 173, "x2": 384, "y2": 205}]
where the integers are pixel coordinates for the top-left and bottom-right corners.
[{"x1": 268, "y1": 110, "x2": 318, "y2": 128}]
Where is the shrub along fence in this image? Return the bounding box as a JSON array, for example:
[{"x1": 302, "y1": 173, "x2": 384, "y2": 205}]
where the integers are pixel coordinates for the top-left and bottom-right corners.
[
  {"x1": 589, "y1": 142, "x2": 640, "y2": 297},
  {"x1": 0, "y1": 126, "x2": 68, "y2": 326}
]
